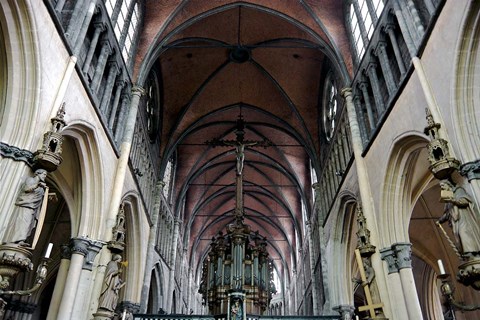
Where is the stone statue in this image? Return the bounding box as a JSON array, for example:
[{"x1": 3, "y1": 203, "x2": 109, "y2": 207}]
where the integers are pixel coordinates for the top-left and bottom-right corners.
[
  {"x1": 230, "y1": 298, "x2": 243, "y2": 320},
  {"x1": 437, "y1": 180, "x2": 480, "y2": 258},
  {"x1": 3, "y1": 169, "x2": 47, "y2": 245},
  {"x1": 98, "y1": 254, "x2": 125, "y2": 312}
]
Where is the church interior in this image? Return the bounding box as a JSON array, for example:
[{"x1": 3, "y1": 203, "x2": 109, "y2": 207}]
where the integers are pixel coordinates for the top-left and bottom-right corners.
[{"x1": 1, "y1": 0, "x2": 480, "y2": 319}]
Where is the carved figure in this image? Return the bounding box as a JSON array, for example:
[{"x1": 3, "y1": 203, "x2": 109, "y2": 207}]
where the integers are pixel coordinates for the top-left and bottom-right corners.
[
  {"x1": 437, "y1": 180, "x2": 480, "y2": 258},
  {"x1": 230, "y1": 299, "x2": 242, "y2": 320},
  {"x1": 3, "y1": 169, "x2": 47, "y2": 245},
  {"x1": 98, "y1": 254, "x2": 125, "y2": 312}
]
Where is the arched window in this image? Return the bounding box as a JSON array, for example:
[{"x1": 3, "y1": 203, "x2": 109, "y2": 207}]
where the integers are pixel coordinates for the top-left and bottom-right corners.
[
  {"x1": 348, "y1": 0, "x2": 385, "y2": 60},
  {"x1": 105, "y1": 0, "x2": 143, "y2": 67},
  {"x1": 322, "y1": 71, "x2": 338, "y2": 142}
]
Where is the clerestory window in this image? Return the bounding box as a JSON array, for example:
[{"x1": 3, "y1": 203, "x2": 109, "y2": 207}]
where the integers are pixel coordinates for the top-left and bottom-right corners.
[
  {"x1": 348, "y1": 0, "x2": 385, "y2": 60},
  {"x1": 105, "y1": 0, "x2": 143, "y2": 68}
]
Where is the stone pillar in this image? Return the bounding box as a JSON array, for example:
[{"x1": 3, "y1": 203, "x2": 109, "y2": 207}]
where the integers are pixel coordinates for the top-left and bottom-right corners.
[
  {"x1": 406, "y1": 0, "x2": 425, "y2": 44},
  {"x1": 358, "y1": 81, "x2": 376, "y2": 131},
  {"x1": 90, "y1": 41, "x2": 113, "y2": 94},
  {"x1": 114, "y1": 91, "x2": 131, "y2": 142},
  {"x1": 365, "y1": 62, "x2": 385, "y2": 115},
  {"x1": 108, "y1": 80, "x2": 126, "y2": 129},
  {"x1": 391, "y1": 0, "x2": 417, "y2": 56},
  {"x1": 140, "y1": 181, "x2": 165, "y2": 313},
  {"x1": 46, "y1": 244, "x2": 71, "y2": 320},
  {"x1": 353, "y1": 93, "x2": 369, "y2": 142},
  {"x1": 72, "y1": 241, "x2": 104, "y2": 320},
  {"x1": 380, "y1": 247, "x2": 409, "y2": 318},
  {"x1": 384, "y1": 24, "x2": 407, "y2": 75},
  {"x1": 393, "y1": 243, "x2": 423, "y2": 320},
  {"x1": 55, "y1": 0, "x2": 67, "y2": 12},
  {"x1": 89, "y1": 86, "x2": 145, "y2": 315},
  {"x1": 73, "y1": 0, "x2": 98, "y2": 55},
  {"x1": 65, "y1": 1, "x2": 88, "y2": 44},
  {"x1": 306, "y1": 221, "x2": 319, "y2": 315},
  {"x1": 167, "y1": 219, "x2": 181, "y2": 311},
  {"x1": 82, "y1": 22, "x2": 106, "y2": 77},
  {"x1": 333, "y1": 304, "x2": 355, "y2": 320},
  {"x1": 100, "y1": 61, "x2": 120, "y2": 114},
  {"x1": 375, "y1": 41, "x2": 397, "y2": 96},
  {"x1": 341, "y1": 88, "x2": 392, "y2": 317},
  {"x1": 56, "y1": 237, "x2": 90, "y2": 320}
]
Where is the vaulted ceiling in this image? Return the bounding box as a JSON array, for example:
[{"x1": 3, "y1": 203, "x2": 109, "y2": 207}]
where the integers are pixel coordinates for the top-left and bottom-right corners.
[{"x1": 133, "y1": 0, "x2": 354, "y2": 285}]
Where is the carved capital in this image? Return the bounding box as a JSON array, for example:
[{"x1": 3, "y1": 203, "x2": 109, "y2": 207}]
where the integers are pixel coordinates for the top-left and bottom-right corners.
[
  {"x1": 70, "y1": 237, "x2": 90, "y2": 256},
  {"x1": 460, "y1": 160, "x2": 480, "y2": 182},
  {"x1": 333, "y1": 304, "x2": 355, "y2": 320},
  {"x1": 117, "y1": 301, "x2": 140, "y2": 313},
  {"x1": 380, "y1": 246, "x2": 398, "y2": 274},
  {"x1": 60, "y1": 243, "x2": 72, "y2": 260},
  {"x1": 131, "y1": 85, "x2": 145, "y2": 97},
  {"x1": 83, "y1": 240, "x2": 104, "y2": 271},
  {"x1": 393, "y1": 242, "x2": 412, "y2": 270}
]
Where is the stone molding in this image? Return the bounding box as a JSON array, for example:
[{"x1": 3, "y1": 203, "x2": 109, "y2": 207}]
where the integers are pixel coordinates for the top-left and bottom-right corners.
[
  {"x1": 0, "y1": 142, "x2": 33, "y2": 166},
  {"x1": 460, "y1": 160, "x2": 480, "y2": 182}
]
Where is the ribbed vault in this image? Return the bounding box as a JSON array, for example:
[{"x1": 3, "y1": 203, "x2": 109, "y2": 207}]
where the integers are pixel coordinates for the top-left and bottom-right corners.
[{"x1": 134, "y1": 0, "x2": 353, "y2": 295}]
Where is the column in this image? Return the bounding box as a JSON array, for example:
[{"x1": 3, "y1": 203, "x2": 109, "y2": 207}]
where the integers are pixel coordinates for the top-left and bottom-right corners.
[
  {"x1": 56, "y1": 237, "x2": 90, "y2": 320},
  {"x1": 90, "y1": 41, "x2": 113, "y2": 94},
  {"x1": 358, "y1": 81, "x2": 376, "y2": 130},
  {"x1": 82, "y1": 22, "x2": 106, "y2": 77},
  {"x1": 341, "y1": 88, "x2": 392, "y2": 317},
  {"x1": 379, "y1": 247, "x2": 409, "y2": 318},
  {"x1": 332, "y1": 305, "x2": 355, "y2": 320},
  {"x1": 365, "y1": 62, "x2": 385, "y2": 115},
  {"x1": 406, "y1": 0, "x2": 425, "y2": 45},
  {"x1": 384, "y1": 23, "x2": 407, "y2": 75},
  {"x1": 167, "y1": 219, "x2": 182, "y2": 310},
  {"x1": 114, "y1": 91, "x2": 131, "y2": 142},
  {"x1": 306, "y1": 221, "x2": 319, "y2": 315},
  {"x1": 393, "y1": 243, "x2": 423, "y2": 320},
  {"x1": 400, "y1": 0, "x2": 420, "y2": 46},
  {"x1": 391, "y1": 0, "x2": 416, "y2": 56},
  {"x1": 72, "y1": 241, "x2": 104, "y2": 320},
  {"x1": 108, "y1": 80, "x2": 126, "y2": 129},
  {"x1": 353, "y1": 93, "x2": 369, "y2": 142},
  {"x1": 89, "y1": 86, "x2": 145, "y2": 316},
  {"x1": 375, "y1": 40, "x2": 397, "y2": 96},
  {"x1": 46, "y1": 244, "x2": 71, "y2": 320},
  {"x1": 100, "y1": 61, "x2": 120, "y2": 114},
  {"x1": 55, "y1": 0, "x2": 67, "y2": 12},
  {"x1": 73, "y1": 0, "x2": 98, "y2": 55},
  {"x1": 140, "y1": 181, "x2": 165, "y2": 313},
  {"x1": 65, "y1": 1, "x2": 88, "y2": 43}
]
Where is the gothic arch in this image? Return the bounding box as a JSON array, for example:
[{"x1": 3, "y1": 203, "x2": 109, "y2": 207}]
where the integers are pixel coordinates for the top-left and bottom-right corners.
[
  {"x1": 0, "y1": 0, "x2": 41, "y2": 234},
  {"x1": 453, "y1": 0, "x2": 480, "y2": 164},
  {"x1": 121, "y1": 193, "x2": 148, "y2": 303},
  {"x1": 0, "y1": 0, "x2": 40, "y2": 146},
  {"x1": 61, "y1": 122, "x2": 105, "y2": 238},
  {"x1": 380, "y1": 133, "x2": 431, "y2": 246},
  {"x1": 327, "y1": 192, "x2": 358, "y2": 307}
]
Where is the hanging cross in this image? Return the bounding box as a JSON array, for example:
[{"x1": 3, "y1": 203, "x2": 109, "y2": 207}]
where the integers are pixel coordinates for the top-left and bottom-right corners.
[
  {"x1": 207, "y1": 115, "x2": 272, "y2": 176},
  {"x1": 206, "y1": 115, "x2": 272, "y2": 221},
  {"x1": 355, "y1": 249, "x2": 384, "y2": 318}
]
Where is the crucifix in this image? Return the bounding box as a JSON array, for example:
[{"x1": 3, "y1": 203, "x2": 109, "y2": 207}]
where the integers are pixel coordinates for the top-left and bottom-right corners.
[
  {"x1": 355, "y1": 248, "x2": 384, "y2": 318},
  {"x1": 206, "y1": 115, "x2": 271, "y2": 222}
]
